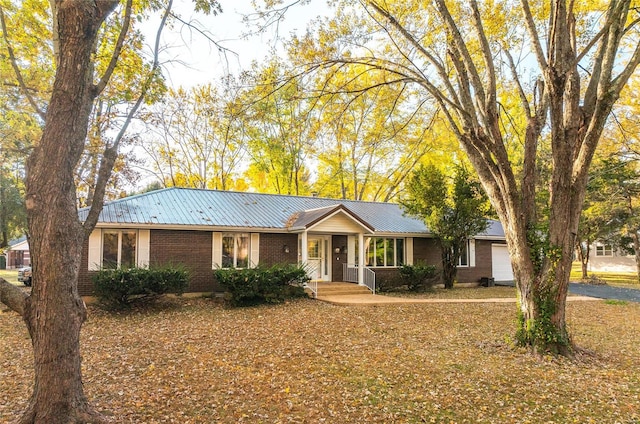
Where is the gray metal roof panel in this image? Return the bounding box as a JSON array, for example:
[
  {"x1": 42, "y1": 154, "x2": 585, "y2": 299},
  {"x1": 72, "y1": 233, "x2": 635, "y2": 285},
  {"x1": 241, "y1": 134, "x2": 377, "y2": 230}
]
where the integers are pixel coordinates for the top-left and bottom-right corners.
[{"x1": 78, "y1": 187, "x2": 505, "y2": 237}]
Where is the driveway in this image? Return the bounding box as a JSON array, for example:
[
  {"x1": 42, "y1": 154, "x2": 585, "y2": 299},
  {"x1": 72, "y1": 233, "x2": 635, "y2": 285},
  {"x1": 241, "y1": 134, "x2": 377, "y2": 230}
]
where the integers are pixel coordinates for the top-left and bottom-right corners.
[
  {"x1": 497, "y1": 281, "x2": 640, "y2": 303},
  {"x1": 568, "y1": 282, "x2": 640, "y2": 302}
]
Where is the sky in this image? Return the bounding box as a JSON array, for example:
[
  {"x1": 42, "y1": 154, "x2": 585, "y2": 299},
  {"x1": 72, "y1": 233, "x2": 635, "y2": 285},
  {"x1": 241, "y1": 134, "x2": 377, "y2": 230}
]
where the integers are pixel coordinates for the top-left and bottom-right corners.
[{"x1": 149, "y1": 0, "x2": 330, "y2": 88}]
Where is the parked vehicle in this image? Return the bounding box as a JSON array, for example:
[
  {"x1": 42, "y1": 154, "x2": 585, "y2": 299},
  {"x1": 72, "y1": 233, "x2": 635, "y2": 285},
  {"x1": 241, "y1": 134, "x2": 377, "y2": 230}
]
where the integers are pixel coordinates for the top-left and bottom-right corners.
[{"x1": 18, "y1": 267, "x2": 32, "y2": 287}]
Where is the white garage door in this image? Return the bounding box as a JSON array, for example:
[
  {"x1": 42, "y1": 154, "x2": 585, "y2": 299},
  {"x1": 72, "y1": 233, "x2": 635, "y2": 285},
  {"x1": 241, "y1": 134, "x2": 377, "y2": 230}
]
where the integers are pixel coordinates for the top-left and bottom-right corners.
[{"x1": 491, "y1": 244, "x2": 514, "y2": 281}]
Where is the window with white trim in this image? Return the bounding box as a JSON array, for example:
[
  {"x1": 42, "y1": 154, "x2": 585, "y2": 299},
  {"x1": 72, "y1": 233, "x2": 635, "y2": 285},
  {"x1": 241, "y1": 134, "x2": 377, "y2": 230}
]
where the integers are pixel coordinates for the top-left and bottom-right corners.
[
  {"x1": 102, "y1": 230, "x2": 137, "y2": 269},
  {"x1": 595, "y1": 244, "x2": 613, "y2": 257},
  {"x1": 360, "y1": 237, "x2": 405, "y2": 267},
  {"x1": 458, "y1": 240, "x2": 469, "y2": 267},
  {"x1": 222, "y1": 233, "x2": 250, "y2": 268}
]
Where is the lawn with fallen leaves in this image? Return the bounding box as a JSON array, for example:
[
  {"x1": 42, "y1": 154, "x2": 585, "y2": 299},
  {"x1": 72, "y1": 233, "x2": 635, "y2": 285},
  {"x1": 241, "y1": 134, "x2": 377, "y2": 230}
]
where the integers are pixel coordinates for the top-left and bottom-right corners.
[{"x1": 2, "y1": 297, "x2": 639, "y2": 423}]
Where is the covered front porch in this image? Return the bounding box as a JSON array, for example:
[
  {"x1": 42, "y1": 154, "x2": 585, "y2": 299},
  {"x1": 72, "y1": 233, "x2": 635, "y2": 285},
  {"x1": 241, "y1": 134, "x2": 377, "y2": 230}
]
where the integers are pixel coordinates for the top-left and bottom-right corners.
[{"x1": 288, "y1": 203, "x2": 417, "y2": 297}]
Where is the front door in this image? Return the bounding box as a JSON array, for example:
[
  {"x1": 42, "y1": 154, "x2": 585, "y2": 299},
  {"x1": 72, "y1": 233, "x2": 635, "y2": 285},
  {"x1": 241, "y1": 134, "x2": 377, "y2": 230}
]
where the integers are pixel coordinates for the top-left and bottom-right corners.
[{"x1": 307, "y1": 236, "x2": 330, "y2": 281}]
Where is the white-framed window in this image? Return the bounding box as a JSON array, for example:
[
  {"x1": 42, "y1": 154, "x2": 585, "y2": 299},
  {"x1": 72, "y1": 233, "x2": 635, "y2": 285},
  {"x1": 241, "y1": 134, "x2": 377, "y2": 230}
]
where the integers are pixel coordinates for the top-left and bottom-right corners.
[
  {"x1": 359, "y1": 237, "x2": 405, "y2": 267},
  {"x1": 221, "y1": 233, "x2": 250, "y2": 268},
  {"x1": 457, "y1": 239, "x2": 477, "y2": 267},
  {"x1": 102, "y1": 230, "x2": 137, "y2": 269},
  {"x1": 458, "y1": 240, "x2": 469, "y2": 267},
  {"x1": 595, "y1": 244, "x2": 613, "y2": 257}
]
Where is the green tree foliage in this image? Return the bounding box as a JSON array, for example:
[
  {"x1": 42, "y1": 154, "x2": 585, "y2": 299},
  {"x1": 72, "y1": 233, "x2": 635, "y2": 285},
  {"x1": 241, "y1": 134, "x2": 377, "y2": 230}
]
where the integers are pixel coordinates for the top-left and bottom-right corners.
[
  {"x1": 579, "y1": 154, "x2": 640, "y2": 279},
  {"x1": 309, "y1": 65, "x2": 438, "y2": 201},
  {"x1": 576, "y1": 157, "x2": 634, "y2": 278},
  {"x1": 0, "y1": 163, "x2": 25, "y2": 248},
  {"x1": 402, "y1": 164, "x2": 490, "y2": 289},
  {"x1": 243, "y1": 58, "x2": 313, "y2": 195}
]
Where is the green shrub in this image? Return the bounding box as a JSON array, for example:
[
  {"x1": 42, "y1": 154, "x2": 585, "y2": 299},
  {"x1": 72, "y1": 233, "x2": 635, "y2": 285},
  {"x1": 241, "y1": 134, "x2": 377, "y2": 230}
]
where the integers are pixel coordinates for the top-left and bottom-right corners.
[
  {"x1": 92, "y1": 266, "x2": 189, "y2": 310},
  {"x1": 214, "y1": 264, "x2": 309, "y2": 307},
  {"x1": 399, "y1": 263, "x2": 438, "y2": 292},
  {"x1": 375, "y1": 273, "x2": 405, "y2": 293}
]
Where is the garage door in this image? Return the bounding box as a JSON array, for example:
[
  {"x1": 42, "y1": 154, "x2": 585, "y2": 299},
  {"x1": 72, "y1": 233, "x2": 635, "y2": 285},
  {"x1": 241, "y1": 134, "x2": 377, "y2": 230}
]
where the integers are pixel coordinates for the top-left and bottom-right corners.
[{"x1": 491, "y1": 244, "x2": 514, "y2": 281}]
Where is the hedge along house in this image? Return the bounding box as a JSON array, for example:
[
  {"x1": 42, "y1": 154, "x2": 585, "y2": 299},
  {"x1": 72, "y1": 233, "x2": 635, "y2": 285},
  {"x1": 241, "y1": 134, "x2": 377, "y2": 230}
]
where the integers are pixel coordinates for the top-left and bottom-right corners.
[{"x1": 76, "y1": 187, "x2": 513, "y2": 296}]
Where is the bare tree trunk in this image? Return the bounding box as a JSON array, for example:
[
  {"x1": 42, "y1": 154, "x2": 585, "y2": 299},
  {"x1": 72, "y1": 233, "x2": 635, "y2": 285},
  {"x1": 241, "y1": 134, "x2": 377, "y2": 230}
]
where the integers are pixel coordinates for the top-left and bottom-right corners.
[
  {"x1": 0, "y1": 181, "x2": 8, "y2": 249},
  {"x1": 631, "y1": 231, "x2": 640, "y2": 283},
  {"x1": 18, "y1": 0, "x2": 116, "y2": 422},
  {"x1": 440, "y1": 247, "x2": 456, "y2": 290}
]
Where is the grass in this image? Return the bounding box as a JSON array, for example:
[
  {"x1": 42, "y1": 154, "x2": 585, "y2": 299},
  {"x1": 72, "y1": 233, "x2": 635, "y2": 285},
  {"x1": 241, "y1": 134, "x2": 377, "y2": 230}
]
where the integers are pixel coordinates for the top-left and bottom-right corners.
[
  {"x1": 0, "y1": 269, "x2": 19, "y2": 285},
  {"x1": 2, "y1": 296, "x2": 640, "y2": 423},
  {"x1": 570, "y1": 262, "x2": 639, "y2": 288}
]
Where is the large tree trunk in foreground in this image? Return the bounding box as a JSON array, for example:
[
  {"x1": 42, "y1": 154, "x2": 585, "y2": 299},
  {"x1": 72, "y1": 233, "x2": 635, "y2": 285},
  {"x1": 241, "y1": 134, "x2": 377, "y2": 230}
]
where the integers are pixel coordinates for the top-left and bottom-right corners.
[{"x1": 17, "y1": 0, "x2": 116, "y2": 422}]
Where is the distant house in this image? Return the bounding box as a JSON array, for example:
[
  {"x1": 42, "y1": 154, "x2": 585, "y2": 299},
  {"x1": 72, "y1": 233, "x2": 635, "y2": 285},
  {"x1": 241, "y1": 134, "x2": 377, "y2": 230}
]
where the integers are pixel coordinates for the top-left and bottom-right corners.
[
  {"x1": 583, "y1": 241, "x2": 636, "y2": 273},
  {"x1": 76, "y1": 188, "x2": 514, "y2": 295},
  {"x1": 4, "y1": 236, "x2": 30, "y2": 270}
]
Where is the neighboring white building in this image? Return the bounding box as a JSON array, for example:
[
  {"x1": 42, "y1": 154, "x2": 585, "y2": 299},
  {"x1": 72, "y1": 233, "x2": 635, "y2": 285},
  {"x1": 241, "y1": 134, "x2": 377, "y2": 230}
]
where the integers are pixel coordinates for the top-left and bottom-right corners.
[{"x1": 584, "y1": 242, "x2": 636, "y2": 273}]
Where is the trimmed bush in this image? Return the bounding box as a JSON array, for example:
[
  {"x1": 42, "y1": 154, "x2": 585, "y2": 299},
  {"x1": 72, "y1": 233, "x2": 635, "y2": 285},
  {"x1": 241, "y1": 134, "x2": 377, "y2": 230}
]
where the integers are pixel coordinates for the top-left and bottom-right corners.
[
  {"x1": 375, "y1": 273, "x2": 405, "y2": 293},
  {"x1": 214, "y1": 264, "x2": 310, "y2": 307},
  {"x1": 399, "y1": 263, "x2": 438, "y2": 292},
  {"x1": 93, "y1": 266, "x2": 189, "y2": 309}
]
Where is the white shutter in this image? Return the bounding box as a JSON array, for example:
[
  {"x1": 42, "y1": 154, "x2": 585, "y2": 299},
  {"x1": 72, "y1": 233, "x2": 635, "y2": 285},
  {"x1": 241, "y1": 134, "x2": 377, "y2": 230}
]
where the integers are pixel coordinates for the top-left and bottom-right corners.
[
  {"x1": 212, "y1": 232, "x2": 222, "y2": 268},
  {"x1": 250, "y1": 233, "x2": 260, "y2": 267},
  {"x1": 137, "y1": 229, "x2": 150, "y2": 268},
  {"x1": 405, "y1": 237, "x2": 414, "y2": 265},
  {"x1": 87, "y1": 230, "x2": 102, "y2": 271},
  {"x1": 347, "y1": 236, "x2": 356, "y2": 265},
  {"x1": 469, "y1": 239, "x2": 476, "y2": 267}
]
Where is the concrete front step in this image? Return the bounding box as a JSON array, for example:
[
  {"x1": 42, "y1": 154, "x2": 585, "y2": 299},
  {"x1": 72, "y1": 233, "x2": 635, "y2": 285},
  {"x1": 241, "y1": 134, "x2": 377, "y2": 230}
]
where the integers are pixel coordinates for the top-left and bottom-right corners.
[{"x1": 314, "y1": 282, "x2": 372, "y2": 296}]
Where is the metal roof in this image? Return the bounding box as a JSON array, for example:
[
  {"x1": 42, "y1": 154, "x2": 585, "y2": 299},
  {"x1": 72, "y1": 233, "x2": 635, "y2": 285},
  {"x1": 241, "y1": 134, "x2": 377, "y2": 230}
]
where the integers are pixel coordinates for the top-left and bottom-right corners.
[
  {"x1": 287, "y1": 204, "x2": 376, "y2": 232},
  {"x1": 78, "y1": 187, "x2": 505, "y2": 238}
]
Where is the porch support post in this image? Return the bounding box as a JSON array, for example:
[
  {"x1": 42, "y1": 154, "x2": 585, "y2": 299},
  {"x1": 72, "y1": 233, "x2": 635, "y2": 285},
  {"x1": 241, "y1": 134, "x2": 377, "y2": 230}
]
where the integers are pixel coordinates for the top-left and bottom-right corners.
[
  {"x1": 300, "y1": 231, "x2": 308, "y2": 265},
  {"x1": 358, "y1": 232, "x2": 364, "y2": 285}
]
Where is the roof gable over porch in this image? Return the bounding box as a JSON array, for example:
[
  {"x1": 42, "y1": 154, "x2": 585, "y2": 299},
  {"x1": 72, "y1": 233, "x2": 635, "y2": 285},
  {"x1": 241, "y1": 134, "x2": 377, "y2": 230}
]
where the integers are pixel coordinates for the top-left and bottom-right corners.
[{"x1": 286, "y1": 204, "x2": 375, "y2": 233}]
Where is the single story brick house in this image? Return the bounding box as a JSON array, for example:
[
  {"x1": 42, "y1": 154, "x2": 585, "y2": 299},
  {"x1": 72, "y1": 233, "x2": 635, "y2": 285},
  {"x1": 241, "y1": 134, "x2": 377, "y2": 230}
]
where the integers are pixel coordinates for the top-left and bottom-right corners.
[
  {"x1": 76, "y1": 187, "x2": 514, "y2": 295},
  {"x1": 3, "y1": 236, "x2": 30, "y2": 270}
]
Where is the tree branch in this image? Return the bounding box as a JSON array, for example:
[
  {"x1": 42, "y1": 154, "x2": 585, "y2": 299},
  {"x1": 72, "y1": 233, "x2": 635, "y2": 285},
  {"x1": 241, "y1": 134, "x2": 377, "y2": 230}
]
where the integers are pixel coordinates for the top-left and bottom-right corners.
[
  {"x1": 0, "y1": 5, "x2": 46, "y2": 120},
  {"x1": 519, "y1": 0, "x2": 548, "y2": 70},
  {"x1": 94, "y1": 0, "x2": 133, "y2": 97},
  {"x1": 83, "y1": 0, "x2": 173, "y2": 236},
  {"x1": 0, "y1": 278, "x2": 27, "y2": 317}
]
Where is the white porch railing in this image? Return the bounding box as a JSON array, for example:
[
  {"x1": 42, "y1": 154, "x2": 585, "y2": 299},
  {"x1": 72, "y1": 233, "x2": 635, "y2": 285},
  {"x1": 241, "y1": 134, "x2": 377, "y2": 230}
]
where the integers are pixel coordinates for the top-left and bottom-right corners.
[
  {"x1": 343, "y1": 263, "x2": 358, "y2": 283},
  {"x1": 363, "y1": 267, "x2": 376, "y2": 295},
  {"x1": 342, "y1": 263, "x2": 376, "y2": 295}
]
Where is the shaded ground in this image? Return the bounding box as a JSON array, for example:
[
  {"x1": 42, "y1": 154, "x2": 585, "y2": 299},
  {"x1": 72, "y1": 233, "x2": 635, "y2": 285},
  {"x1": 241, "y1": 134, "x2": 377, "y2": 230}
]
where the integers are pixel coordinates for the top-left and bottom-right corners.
[{"x1": 2, "y1": 297, "x2": 639, "y2": 423}]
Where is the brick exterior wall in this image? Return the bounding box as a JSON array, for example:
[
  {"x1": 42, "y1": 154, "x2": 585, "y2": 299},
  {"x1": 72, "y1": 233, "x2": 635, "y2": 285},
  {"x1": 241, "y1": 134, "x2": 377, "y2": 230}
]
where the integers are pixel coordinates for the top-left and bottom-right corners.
[
  {"x1": 149, "y1": 229, "x2": 215, "y2": 292},
  {"x1": 78, "y1": 237, "x2": 93, "y2": 296},
  {"x1": 259, "y1": 233, "x2": 298, "y2": 266},
  {"x1": 75, "y1": 229, "x2": 501, "y2": 296},
  {"x1": 412, "y1": 237, "x2": 497, "y2": 284},
  {"x1": 413, "y1": 237, "x2": 441, "y2": 266},
  {"x1": 457, "y1": 239, "x2": 493, "y2": 283}
]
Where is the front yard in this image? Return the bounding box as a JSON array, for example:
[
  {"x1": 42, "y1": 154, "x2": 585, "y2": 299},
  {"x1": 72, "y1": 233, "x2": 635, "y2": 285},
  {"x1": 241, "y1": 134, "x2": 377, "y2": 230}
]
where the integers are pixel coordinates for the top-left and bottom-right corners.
[
  {"x1": 1, "y1": 297, "x2": 639, "y2": 423},
  {"x1": 571, "y1": 262, "x2": 639, "y2": 288},
  {"x1": 0, "y1": 269, "x2": 19, "y2": 285}
]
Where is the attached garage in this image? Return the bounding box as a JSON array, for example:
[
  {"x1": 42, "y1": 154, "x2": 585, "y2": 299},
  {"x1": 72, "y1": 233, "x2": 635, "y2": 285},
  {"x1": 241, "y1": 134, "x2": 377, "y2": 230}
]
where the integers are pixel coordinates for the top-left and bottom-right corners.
[{"x1": 491, "y1": 244, "x2": 514, "y2": 281}]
